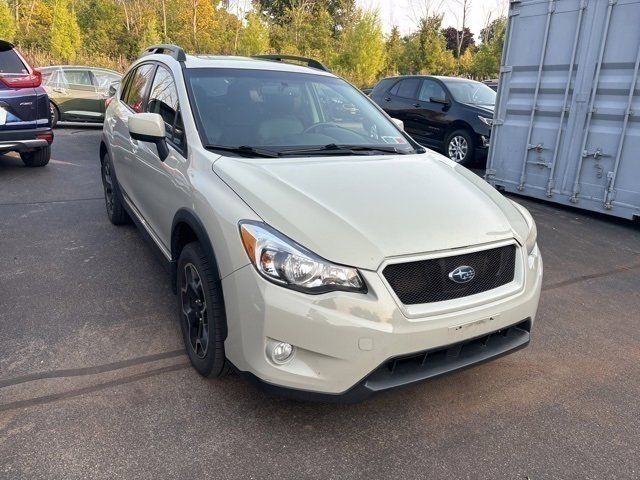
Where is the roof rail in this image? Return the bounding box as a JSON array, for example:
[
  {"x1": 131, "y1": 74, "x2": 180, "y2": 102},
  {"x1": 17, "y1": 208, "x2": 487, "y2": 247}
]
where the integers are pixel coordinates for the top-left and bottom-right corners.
[
  {"x1": 252, "y1": 54, "x2": 331, "y2": 72},
  {"x1": 142, "y1": 44, "x2": 186, "y2": 62}
]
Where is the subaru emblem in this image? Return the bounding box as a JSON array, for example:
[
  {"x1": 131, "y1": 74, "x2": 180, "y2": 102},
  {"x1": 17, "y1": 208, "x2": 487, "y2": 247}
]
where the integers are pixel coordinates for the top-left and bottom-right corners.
[{"x1": 448, "y1": 265, "x2": 476, "y2": 284}]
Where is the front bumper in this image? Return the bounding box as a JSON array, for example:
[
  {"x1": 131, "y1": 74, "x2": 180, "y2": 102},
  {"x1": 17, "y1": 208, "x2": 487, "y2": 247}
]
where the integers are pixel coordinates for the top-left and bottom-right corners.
[
  {"x1": 0, "y1": 127, "x2": 53, "y2": 152},
  {"x1": 222, "y1": 243, "x2": 542, "y2": 401}
]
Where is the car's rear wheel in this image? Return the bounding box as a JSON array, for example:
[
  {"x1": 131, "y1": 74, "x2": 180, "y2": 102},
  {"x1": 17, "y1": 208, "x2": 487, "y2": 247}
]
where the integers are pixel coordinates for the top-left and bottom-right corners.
[
  {"x1": 20, "y1": 146, "x2": 50, "y2": 167},
  {"x1": 100, "y1": 153, "x2": 130, "y2": 225},
  {"x1": 445, "y1": 129, "x2": 475, "y2": 166},
  {"x1": 49, "y1": 102, "x2": 59, "y2": 128},
  {"x1": 177, "y1": 242, "x2": 231, "y2": 378}
]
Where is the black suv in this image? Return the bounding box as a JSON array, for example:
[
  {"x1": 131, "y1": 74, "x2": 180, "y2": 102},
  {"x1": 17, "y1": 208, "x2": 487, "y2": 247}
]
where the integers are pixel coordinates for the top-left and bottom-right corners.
[
  {"x1": 0, "y1": 40, "x2": 52, "y2": 167},
  {"x1": 370, "y1": 75, "x2": 495, "y2": 166}
]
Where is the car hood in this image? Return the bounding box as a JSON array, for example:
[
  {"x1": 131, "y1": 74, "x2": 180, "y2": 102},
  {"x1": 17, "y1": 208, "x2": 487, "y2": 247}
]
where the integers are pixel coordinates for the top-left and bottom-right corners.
[{"x1": 213, "y1": 152, "x2": 529, "y2": 270}]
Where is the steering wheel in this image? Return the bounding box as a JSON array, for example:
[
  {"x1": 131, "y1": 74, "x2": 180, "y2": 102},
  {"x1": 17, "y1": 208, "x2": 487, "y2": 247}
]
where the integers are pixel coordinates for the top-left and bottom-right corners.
[{"x1": 303, "y1": 122, "x2": 353, "y2": 135}]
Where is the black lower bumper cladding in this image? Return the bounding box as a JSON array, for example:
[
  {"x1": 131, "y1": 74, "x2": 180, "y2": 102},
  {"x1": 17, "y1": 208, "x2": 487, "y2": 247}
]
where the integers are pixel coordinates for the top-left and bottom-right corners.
[{"x1": 243, "y1": 318, "x2": 532, "y2": 403}]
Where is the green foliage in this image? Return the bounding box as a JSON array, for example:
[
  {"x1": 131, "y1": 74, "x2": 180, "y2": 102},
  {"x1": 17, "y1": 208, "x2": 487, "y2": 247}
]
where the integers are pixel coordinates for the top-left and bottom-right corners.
[
  {"x1": 0, "y1": 0, "x2": 16, "y2": 42},
  {"x1": 472, "y1": 17, "x2": 506, "y2": 79},
  {"x1": 237, "y1": 12, "x2": 269, "y2": 56},
  {"x1": 403, "y1": 15, "x2": 455, "y2": 75},
  {"x1": 5, "y1": 1, "x2": 506, "y2": 84},
  {"x1": 332, "y1": 9, "x2": 385, "y2": 88},
  {"x1": 384, "y1": 26, "x2": 404, "y2": 76},
  {"x1": 76, "y1": 0, "x2": 124, "y2": 57},
  {"x1": 50, "y1": 0, "x2": 82, "y2": 61}
]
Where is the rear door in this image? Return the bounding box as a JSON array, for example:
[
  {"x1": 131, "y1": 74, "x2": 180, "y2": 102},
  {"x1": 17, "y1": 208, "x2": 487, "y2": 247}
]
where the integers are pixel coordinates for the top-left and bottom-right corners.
[
  {"x1": 0, "y1": 46, "x2": 37, "y2": 131},
  {"x1": 383, "y1": 78, "x2": 423, "y2": 139},
  {"x1": 57, "y1": 69, "x2": 102, "y2": 121}
]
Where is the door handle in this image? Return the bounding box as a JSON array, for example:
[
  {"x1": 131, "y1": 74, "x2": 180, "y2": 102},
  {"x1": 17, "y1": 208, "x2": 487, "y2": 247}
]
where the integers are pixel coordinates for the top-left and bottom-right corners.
[
  {"x1": 413, "y1": 103, "x2": 421, "y2": 107},
  {"x1": 384, "y1": 97, "x2": 391, "y2": 102}
]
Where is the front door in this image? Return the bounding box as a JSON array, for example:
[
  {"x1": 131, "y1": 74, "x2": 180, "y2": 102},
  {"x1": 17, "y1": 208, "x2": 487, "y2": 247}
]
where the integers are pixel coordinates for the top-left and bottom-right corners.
[
  {"x1": 414, "y1": 79, "x2": 450, "y2": 147},
  {"x1": 129, "y1": 65, "x2": 188, "y2": 247},
  {"x1": 110, "y1": 63, "x2": 156, "y2": 209}
]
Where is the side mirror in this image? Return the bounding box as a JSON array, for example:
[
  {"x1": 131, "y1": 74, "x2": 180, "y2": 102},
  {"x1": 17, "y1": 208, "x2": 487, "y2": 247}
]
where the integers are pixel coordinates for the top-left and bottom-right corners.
[
  {"x1": 391, "y1": 118, "x2": 404, "y2": 131},
  {"x1": 108, "y1": 81, "x2": 119, "y2": 97},
  {"x1": 430, "y1": 96, "x2": 450, "y2": 106},
  {"x1": 128, "y1": 113, "x2": 169, "y2": 161}
]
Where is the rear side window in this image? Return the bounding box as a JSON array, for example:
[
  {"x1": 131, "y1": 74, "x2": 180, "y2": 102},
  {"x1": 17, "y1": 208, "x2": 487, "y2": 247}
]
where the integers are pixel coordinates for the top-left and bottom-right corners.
[
  {"x1": 123, "y1": 64, "x2": 155, "y2": 113},
  {"x1": 63, "y1": 70, "x2": 93, "y2": 86},
  {"x1": 372, "y1": 78, "x2": 395, "y2": 96},
  {"x1": 147, "y1": 66, "x2": 185, "y2": 151},
  {"x1": 393, "y1": 79, "x2": 420, "y2": 99},
  {"x1": 0, "y1": 49, "x2": 27, "y2": 74}
]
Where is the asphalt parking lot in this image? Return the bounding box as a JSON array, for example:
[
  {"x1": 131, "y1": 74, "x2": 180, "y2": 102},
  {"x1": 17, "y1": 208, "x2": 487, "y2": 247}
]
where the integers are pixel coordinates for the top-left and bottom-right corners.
[{"x1": 1, "y1": 126, "x2": 639, "y2": 479}]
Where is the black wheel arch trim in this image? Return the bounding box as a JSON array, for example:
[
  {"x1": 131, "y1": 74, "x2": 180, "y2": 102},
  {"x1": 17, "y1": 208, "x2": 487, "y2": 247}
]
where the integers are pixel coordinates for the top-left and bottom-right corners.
[
  {"x1": 171, "y1": 208, "x2": 222, "y2": 290},
  {"x1": 171, "y1": 208, "x2": 228, "y2": 341}
]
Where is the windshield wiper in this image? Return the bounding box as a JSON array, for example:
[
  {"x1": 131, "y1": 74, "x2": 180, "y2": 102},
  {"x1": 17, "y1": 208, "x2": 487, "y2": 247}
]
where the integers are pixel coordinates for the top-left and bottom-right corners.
[
  {"x1": 204, "y1": 144, "x2": 280, "y2": 158},
  {"x1": 279, "y1": 143, "x2": 411, "y2": 156}
]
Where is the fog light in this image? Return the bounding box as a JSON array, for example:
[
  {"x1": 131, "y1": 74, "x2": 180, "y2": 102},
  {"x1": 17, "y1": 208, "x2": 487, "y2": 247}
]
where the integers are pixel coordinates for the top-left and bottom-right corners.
[{"x1": 269, "y1": 341, "x2": 295, "y2": 364}]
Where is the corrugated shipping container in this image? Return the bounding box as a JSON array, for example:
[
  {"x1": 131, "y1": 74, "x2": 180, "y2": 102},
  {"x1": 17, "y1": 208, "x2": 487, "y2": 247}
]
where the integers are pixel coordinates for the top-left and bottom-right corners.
[{"x1": 486, "y1": 0, "x2": 640, "y2": 220}]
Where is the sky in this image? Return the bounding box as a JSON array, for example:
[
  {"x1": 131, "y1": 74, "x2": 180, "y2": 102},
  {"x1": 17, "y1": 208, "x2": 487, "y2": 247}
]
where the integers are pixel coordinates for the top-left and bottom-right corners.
[{"x1": 356, "y1": 0, "x2": 508, "y2": 38}]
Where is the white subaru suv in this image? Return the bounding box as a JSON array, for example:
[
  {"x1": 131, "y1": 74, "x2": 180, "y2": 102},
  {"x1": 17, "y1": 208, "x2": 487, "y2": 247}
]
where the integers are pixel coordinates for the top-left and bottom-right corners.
[{"x1": 100, "y1": 45, "x2": 542, "y2": 402}]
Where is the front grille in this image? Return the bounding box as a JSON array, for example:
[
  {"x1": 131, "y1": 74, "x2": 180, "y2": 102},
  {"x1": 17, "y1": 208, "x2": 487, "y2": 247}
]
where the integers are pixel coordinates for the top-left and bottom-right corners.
[{"x1": 383, "y1": 244, "x2": 517, "y2": 305}]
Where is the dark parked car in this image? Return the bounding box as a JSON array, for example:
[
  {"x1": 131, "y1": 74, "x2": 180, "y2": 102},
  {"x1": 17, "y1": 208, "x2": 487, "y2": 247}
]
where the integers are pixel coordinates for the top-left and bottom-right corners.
[
  {"x1": 483, "y1": 79, "x2": 499, "y2": 92},
  {"x1": 370, "y1": 75, "x2": 495, "y2": 166},
  {"x1": 0, "y1": 40, "x2": 53, "y2": 167}
]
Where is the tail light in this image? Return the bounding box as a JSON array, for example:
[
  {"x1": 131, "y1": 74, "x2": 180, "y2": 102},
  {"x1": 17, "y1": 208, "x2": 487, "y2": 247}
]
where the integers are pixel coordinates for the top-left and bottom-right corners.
[
  {"x1": 36, "y1": 131, "x2": 54, "y2": 143},
  {"x1": 0, "y1": 70, "x2": 42, "y2": 88},
  {"x1": 105, "y1": 95, "x2": 114, "y2": 109}
]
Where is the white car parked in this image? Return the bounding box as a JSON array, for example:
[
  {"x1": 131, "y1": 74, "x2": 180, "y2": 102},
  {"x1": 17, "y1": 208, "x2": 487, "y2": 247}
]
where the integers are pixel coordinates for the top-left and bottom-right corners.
[{"x1": 100, "y1": 45, "x2": 542, "y2": 402}]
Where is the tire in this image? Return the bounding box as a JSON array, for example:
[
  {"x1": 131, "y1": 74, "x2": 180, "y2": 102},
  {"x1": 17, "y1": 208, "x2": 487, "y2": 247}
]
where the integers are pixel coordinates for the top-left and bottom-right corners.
[
  {"x1": 177, "y1": 242, "x2": 231, "y2": 378},
  {"x1": 49, "y1": 102, "x2": 59, "y2": 128},
  {"x1": 20, "y1": 146, "x2": 50, "y2": 167},
  {"x1": 100, "y1": 152, "x2": 130, "y2": 225},
  {"x1": 445, "y1": 129, "x2": 475, "y2": 166}
]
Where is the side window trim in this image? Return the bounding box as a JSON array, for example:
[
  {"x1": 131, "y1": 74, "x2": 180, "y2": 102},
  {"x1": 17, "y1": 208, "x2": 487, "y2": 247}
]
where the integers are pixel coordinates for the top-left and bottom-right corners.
[
  {"x1": 122, "y1": 63, "x2": 157, "y2": 114},
  {"x1": 120, "y1": 70, "x2": 134, "y2": 102},
  {"x1": 146, "y1": 63, "x2": 187, "y2": 157}
]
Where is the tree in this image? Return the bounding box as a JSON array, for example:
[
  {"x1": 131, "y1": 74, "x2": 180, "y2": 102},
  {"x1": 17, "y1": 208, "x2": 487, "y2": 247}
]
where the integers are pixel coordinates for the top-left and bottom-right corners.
[
  {"x1": 480, "y1": 17, "x2": 505, "y2": 45},
  {"x1": 384, "y1": 25, "x2": 404, "y2": 76},
  {"x1": 0, "y1": 0, "x2": 16, "y2": 42},
  {"x1": 448, "y1": 0, "x2": 471, "y2": 62},
  {"x1": 442, "y1": 26, "x2": 474, "y2": 56},
  {"x1": 50, "y1": 0, "x2": 82, "y2": 61},
  {"x1": 237, "y1": 11, "x2": 269, "y2": 56},
  {"x1": 76, "y1": 0, "x2": 124, "y2": 57},
  {"x1": 0, "y1": 0, "x2": 16, "y2": 41},
  {"x1": 404, "y1": 14, "x2": 455, "y2": 75},
  {"x1": 472, "y1": 16, "x2": 506, "y2": 78},
  {"x1": 333, "y1": 9, "x2": 385, "y2": 87}
]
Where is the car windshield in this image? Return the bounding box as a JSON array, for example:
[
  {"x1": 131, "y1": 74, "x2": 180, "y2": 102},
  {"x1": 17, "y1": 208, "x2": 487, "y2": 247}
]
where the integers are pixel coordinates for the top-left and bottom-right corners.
[
  {"x1": 186, "y1": 68, "x2": 414, "y2": 154},
  {"x1": 442, "y1": 79, "x2": 496, "y2": 106}
]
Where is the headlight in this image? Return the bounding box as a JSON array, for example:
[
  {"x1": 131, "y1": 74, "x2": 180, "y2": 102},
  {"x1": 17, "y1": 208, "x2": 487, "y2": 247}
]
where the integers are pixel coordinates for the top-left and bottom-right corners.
[
  {"x1": 510, "y1": 201, "x2": 537, "y2": 254},
  {"x1": 478, "y1": 115, "x2": 494, "y2": 127},
  {"x1": 239, "y1": 221, "x2": 366, "y2": 294}
]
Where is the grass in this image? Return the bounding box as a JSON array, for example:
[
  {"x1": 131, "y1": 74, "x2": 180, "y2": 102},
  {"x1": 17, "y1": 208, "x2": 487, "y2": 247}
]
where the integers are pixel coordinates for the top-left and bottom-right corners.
[{"x1": 21, "y1": 48, "x2": 130, "y2": 73}]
